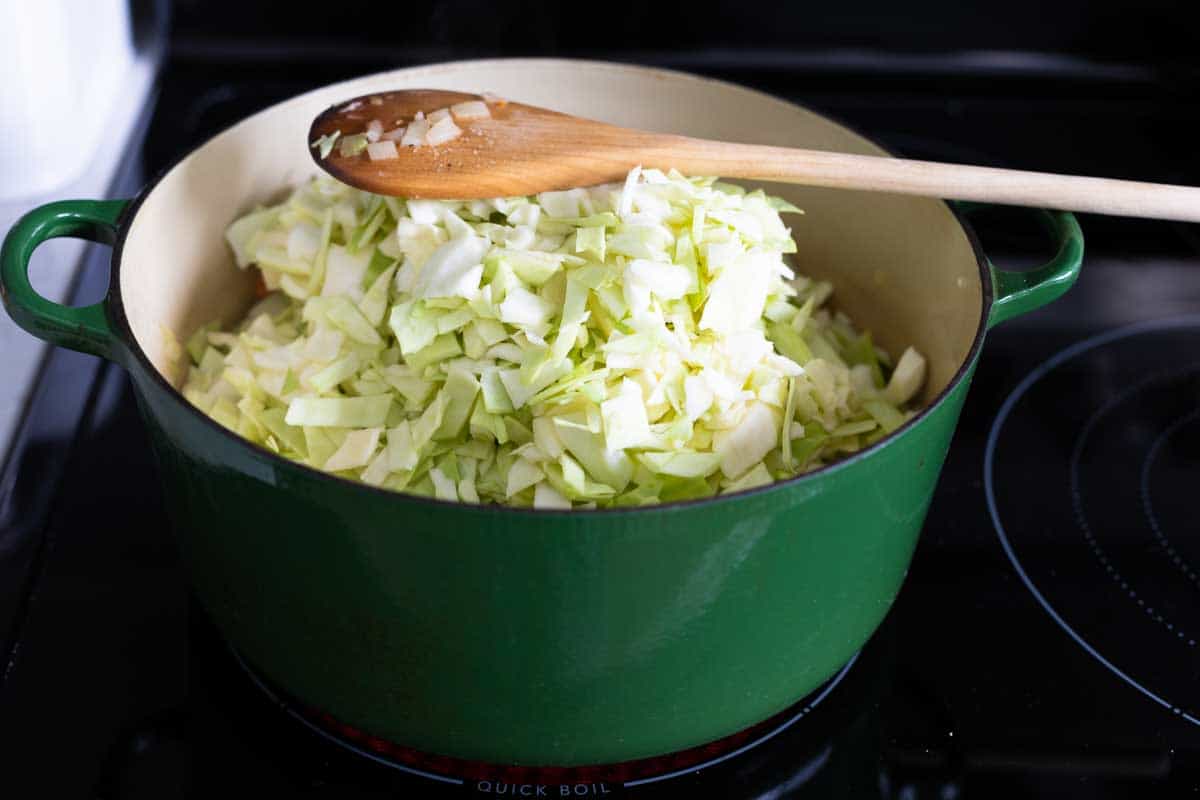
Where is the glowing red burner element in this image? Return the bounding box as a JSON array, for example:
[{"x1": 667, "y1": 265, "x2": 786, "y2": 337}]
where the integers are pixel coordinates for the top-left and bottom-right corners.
[
  {"x1": 234, "y1": 648, "x2": 856, "y2": 787},
  {"x1": 292, "y1": 691, "x2": 808, "y2": 784}
]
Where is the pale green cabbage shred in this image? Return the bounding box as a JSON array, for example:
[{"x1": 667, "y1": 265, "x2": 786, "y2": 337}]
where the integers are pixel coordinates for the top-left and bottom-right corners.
[{"x1": 181, "y1": 168, "x2": 926, "y2": 508}]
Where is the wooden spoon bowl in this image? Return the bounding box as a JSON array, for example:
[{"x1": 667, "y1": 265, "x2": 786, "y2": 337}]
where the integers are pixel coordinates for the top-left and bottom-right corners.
[{"x1": 308, "y1": 89, "x2": 665, "y2": 199}]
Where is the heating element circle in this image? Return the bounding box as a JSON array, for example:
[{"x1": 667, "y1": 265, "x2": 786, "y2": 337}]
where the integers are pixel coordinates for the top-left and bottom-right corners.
[{"x1": 986, "y1": 316, "x2": 1200, "y2": 726}]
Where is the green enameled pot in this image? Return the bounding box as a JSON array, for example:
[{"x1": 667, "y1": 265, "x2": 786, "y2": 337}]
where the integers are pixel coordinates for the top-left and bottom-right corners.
[{"x1": 0, "y1": 59, "x2": 1082, "y2": 766}]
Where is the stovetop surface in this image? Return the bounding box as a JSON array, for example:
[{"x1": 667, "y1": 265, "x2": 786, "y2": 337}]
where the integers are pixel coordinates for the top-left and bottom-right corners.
[{"x1": 2, "y1": 49, "x2": 1199, "y2": 798}]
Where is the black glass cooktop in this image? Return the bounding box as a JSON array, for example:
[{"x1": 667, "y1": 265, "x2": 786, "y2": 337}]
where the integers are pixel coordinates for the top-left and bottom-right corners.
[{"x1": 2, "y1": 48, "x2": 1200, "y2": 798}]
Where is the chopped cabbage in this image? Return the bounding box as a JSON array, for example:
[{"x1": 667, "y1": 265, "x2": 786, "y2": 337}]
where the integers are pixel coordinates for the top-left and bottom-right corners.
[{"x1": 182, "y1": 168, "x2": 925, "y2": 507}]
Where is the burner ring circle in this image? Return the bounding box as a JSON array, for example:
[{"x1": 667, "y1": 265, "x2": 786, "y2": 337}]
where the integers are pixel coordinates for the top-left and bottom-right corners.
[
  {"x1": 1067, "y1": 371, "x2": 1198, "y2": 643},
  {"x1": 985, "y1": 314, "x2": 1200, "y2": 728},
  {"x1": 1140, "y1": 408, "x2": 1200, "y2": 590}
]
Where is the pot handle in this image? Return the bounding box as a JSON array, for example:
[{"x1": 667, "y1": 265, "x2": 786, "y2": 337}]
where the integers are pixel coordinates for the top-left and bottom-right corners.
[
  {"x1": 957, "y1": 204, "x2": 1084, "y2": 329},
  {"x1": 0, "y1": 199, "x2": 127, "y2": 361}
]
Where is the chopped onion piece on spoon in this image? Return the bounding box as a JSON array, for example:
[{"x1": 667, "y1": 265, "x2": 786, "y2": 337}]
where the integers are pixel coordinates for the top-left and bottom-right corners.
[
  {"x1": 400, "y1": 119, "x2": 429, "y2": 147},
  {"x1": 425, "y1": 116, "x2": 462, "y2": 146},
  {"x1": 451, "y1": 100, "x2": 491, "y2": 120},
  {"x1": 366, "y1": 140, "x2": 398, "y2": 161}
]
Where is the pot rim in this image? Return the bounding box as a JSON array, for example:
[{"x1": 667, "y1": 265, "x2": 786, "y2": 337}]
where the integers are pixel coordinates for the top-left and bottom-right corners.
[{"x1": 104, "y1": 57, "x2": 994, "y2": 516}]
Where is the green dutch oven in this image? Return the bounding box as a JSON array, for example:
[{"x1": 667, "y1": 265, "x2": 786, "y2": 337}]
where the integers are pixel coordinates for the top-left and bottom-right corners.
[{"x1": 0, "y1": 59, "x2": 1082, "y2": 766}]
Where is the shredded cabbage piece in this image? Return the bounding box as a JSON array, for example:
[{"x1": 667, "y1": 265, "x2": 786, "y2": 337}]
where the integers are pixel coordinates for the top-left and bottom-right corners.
[{"x1": 182, "y1": 168, "x2": 926, "y2": 507}]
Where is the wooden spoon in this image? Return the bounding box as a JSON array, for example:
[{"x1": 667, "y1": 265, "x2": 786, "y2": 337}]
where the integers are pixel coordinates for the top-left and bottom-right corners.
[{"x1": 310, "y1": 89, "x2": 1200, "y2": 222}]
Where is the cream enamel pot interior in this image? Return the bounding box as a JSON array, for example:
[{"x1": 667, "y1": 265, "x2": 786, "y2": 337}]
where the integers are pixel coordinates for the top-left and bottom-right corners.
[{"x1": 127, "y1": 61, "x2": 984, "y2": 395}]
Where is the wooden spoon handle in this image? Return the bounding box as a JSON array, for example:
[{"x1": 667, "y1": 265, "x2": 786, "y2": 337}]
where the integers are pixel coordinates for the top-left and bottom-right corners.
[{"x1": 649, "y1": 138, "x2": 1200, "y2": 223}]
